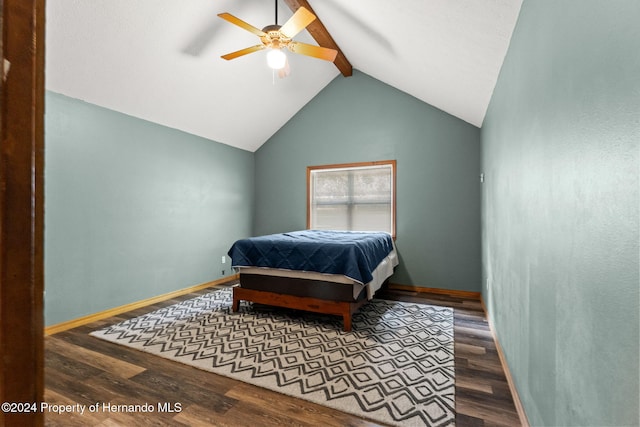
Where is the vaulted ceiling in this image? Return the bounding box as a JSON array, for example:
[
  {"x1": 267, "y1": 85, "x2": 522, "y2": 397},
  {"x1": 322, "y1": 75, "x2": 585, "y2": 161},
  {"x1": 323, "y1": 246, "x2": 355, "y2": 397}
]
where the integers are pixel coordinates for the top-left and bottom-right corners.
[{"x1": 46, "y1": 0, "x2": 523, "y2": 152}]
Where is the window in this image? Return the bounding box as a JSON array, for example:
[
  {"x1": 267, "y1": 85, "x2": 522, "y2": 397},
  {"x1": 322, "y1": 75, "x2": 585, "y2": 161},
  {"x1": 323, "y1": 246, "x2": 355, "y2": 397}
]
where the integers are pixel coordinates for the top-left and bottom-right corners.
[{"x1": 307, "y1": 160, "x2": 396, "y2": 237}]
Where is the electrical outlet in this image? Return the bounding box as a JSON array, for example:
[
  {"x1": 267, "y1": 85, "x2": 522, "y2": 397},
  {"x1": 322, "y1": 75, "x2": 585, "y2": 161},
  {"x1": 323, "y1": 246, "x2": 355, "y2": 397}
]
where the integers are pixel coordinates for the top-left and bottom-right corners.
[
  {"x1": 221, "y1": 256, "x2": 226, "y2": 264},
  {"x1": 222, "y1": 269, "x2": 226, "y2": 276}
]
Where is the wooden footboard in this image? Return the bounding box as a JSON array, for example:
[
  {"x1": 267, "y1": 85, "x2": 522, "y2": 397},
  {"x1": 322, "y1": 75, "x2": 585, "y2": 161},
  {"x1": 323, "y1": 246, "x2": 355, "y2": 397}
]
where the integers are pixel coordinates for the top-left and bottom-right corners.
[{"x1": 232, "y1": 286, "x2": 368, "y2": 332}]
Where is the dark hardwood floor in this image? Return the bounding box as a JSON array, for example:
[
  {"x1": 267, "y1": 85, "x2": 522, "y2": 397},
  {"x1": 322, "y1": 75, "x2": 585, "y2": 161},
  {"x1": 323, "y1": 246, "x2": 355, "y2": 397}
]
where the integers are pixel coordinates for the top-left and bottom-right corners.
[{"x1": 44, "y1": 282, "x2": 521, "y2": 426}]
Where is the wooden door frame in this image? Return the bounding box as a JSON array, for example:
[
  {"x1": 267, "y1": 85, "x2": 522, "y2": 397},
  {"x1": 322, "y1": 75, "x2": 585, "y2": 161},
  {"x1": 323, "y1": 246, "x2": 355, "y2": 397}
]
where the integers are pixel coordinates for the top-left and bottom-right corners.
[{"x1": 0, "y1": 0, "x2": 45, "y2": 425}]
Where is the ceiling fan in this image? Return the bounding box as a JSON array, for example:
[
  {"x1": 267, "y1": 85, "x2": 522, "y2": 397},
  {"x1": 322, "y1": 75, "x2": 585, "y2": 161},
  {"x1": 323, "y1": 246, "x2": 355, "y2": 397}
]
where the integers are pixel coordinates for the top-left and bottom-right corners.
[{"x1": 218, "y1": 0, "x2": 338, "y2": 76}]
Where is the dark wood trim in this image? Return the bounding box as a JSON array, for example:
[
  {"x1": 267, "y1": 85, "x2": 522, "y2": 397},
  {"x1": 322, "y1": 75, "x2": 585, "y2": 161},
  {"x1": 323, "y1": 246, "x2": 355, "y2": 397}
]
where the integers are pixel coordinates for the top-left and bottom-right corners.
[
  {"x1": 0, "y1": 0, "x2": 45, "y2": 425},
  {"x1": 306, "y1": 159, "x2": 397, "y2": 238},
  {"x1": 282, "y1": 0, "x2": 352, "y2": 77},
  {"x1": 388, "y1": 283, "x2": 481, "y2": 300},
  {"x1": 0, "y1": 2, "x2": 4, "y2": 420}
]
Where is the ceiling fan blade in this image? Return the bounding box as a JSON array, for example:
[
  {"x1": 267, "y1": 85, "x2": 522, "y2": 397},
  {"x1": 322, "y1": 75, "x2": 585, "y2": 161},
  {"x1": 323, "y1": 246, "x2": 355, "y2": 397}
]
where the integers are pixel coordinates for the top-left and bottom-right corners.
[
  {"x1": 279, "y1": 7, "x2": 316, "y2": 38},
  {"x1": 217, "y1": 13, "x2": 266, "y2": 37},
  {"x1": 221, "y1": 45, "x2": 265, "y2": 60},
  {"x1": 288, "y1": 41, "x2": 337, "y2": 62}
]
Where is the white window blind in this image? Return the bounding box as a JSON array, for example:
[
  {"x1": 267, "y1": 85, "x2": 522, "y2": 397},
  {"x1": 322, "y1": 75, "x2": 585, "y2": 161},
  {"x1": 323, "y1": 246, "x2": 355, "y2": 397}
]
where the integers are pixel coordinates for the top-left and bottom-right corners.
[{"x1": 308, "y1": 161, "x2": 395, "y2": 236}]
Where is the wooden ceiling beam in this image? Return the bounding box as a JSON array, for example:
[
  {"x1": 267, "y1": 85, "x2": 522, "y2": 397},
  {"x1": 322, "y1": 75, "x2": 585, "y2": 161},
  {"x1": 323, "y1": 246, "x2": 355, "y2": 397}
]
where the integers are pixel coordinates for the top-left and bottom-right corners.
[{"x1": 283, "y1": 0, "x2": 352, "y2": 77}]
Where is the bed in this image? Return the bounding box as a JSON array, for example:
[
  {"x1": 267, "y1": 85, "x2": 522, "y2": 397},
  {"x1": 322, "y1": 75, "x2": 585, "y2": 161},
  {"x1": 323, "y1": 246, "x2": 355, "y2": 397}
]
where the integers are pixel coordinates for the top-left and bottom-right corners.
[{"x1": 227, "y1": 230, "x2": 398, "y2": 331}]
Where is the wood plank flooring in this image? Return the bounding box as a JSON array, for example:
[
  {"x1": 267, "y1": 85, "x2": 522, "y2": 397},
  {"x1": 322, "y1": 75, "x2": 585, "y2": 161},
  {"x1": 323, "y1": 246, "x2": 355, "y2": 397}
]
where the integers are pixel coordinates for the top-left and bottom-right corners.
[{"x1": 44, "y1": 282, "x2": 521, "y2": 426}]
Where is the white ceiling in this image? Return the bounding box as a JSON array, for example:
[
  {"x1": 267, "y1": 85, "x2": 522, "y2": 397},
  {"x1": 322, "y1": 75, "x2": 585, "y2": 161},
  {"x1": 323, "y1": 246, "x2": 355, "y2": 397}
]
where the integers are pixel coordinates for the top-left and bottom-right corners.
[{"x1": 46, "y1": 0, "x2": 523, "y2": 152}]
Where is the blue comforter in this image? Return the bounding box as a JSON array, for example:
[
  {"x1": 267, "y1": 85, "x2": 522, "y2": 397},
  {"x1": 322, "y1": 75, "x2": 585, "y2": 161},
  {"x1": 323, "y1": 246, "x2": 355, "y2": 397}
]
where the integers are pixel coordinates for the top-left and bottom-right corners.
[{"x1": 227, "y1": 230, "x2": 394, "y2": 284}]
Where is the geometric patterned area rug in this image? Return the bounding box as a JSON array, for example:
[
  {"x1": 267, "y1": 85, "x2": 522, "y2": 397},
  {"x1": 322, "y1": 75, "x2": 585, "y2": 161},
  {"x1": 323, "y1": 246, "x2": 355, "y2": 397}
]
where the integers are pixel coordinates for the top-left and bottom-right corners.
[{"x1": 91, "y1": 287, "x2": 455, "y2": 426}]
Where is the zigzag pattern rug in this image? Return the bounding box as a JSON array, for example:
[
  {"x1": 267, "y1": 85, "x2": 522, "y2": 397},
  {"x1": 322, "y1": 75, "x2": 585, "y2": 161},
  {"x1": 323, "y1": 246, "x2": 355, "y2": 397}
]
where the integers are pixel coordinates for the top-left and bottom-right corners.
[{"x1": 91, "y1": 287, "x2": 455, "y2": 426}]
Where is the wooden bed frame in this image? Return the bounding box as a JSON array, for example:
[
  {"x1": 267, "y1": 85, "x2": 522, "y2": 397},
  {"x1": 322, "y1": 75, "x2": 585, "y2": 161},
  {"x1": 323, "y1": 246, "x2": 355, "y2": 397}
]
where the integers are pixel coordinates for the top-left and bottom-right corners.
[{"x1": 230, "y1": 273, "x2": 371, "y2": 331}]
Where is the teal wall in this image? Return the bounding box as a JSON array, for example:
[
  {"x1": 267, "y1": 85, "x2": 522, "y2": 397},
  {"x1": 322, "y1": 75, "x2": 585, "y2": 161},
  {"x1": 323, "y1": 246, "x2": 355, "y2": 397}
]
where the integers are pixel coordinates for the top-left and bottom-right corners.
[
  {"x1": 45, "y1": 92, "x2": 254, "y2": 326},
  {"x1": 481, "y1": 1, "x2": 639, "y2": 425},
  {"x1": 254, "y1": 71, "x2": 481, "y2": 291}
]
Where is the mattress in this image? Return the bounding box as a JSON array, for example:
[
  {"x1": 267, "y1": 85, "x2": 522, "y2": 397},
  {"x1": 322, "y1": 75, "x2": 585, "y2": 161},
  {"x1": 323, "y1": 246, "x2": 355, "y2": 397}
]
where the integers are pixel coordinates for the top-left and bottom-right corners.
[
  {"x1": 236, "y1": 248, "x2": 398, "y2": 299},
  {"x1": 228, "y1": 230, "x2": 395, "y2": 285}
]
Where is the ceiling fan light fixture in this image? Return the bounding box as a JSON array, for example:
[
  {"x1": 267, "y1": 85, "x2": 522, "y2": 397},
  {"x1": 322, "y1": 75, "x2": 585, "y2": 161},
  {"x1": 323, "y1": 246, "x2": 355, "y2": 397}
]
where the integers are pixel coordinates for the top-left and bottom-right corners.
[
  {"x1": 266, "y1": 48, "x2": 287, "y2": 70},
  {"x1": 218, "y1": 5, "x2": 338, "y2": 76}
]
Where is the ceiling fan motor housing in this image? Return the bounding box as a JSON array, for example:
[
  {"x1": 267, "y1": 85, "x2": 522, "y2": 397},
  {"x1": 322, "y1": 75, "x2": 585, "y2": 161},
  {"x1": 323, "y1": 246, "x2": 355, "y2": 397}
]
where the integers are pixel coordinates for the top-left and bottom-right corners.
[
  {"x1": 260, "y1": 25, "x2": 291, "y2": 49},
  {"x1": 218, "y1": 7, "x2": 337, "y2": 63}
]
